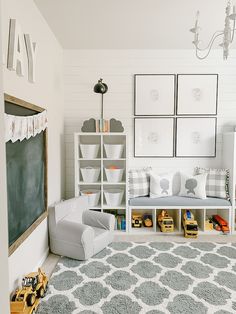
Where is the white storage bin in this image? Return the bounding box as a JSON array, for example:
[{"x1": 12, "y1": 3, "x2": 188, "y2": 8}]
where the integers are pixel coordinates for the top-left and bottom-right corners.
[
  {"x1": 81, "y1": 189, "x2": 100, "y2": 207},
  {"x1": 81, "y1": 167, "x2": 100, "y2": 183},
  {"x1": 80, "y1": 144, "x2": 99, "y2": 159},
  {"x1": 105, "y1": 167, "x2": 124, "y2": 183},
  {"x1": 104, "y1": 144, "x2": 124, "y2": 159},
  {"x1": 104, "y1": 188, "x2": 124, "y2": 206}
]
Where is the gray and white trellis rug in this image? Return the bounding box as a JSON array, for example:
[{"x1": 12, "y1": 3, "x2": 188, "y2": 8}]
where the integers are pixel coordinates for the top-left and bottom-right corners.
[{"x1": 37, "y1": 242, "x2": 236, "y2": 314}]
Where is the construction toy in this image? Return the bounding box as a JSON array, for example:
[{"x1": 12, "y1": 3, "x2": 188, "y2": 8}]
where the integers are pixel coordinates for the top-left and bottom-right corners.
[
  {"x1": 157, "y1": 210, "x2": 174, "y2": 232},
  {"x1": 205, "y1": 217, "x2": 213, "y2": 231},
  {"x1": 11, "y1": 268, "x2": 48, "y2": 314},
  {"x1": 183, "y1": 210, "x2": 198, "y2": 238},
  {"x1": 212, "y1": 215, "x2": 230, "y2": 234},
  {"x1": 143, "y1": 214, "x2": 153, "y2": 227},
  {"x1": 212, "y1": 220, "x2": 221, "y2": 231},
  {"x1": 132, "y1": 214, "x2": 142, "y2": 228}
]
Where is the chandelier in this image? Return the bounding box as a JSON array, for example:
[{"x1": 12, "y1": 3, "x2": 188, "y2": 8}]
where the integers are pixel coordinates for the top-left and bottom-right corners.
[{"x1": 190, "y1": 1, "x2": 236, "y2": 60}]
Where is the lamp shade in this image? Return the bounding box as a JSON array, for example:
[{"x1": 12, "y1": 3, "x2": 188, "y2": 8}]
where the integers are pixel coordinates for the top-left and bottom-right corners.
[{"x1": 93, "y1": 78, "x2": 108, "y2": 94}]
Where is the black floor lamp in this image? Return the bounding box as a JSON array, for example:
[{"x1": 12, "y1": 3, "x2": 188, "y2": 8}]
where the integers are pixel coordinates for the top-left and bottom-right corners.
[{"x1": 93, "y1": 78, "x2": 108, "y2": 120}]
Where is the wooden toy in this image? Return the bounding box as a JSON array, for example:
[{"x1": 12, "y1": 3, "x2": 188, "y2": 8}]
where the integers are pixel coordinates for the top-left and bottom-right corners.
[
  {"x1": 212, "y1": 215, "x2": 230, "y2": 234},
  {"x1": 183, "y1": 210, "x2": 198, "y2": 238},
  {"x1": 11, "y1": 268, "x2": 48, "y2": 314},
  {"x1": 157, "y1": 210, "x2": 174, "y2": 232},
  {"x1": 143, "y1": 214, "x2": 153, "y2": 227},
  {"x1": 132, "y1": 214, "x2": 142, "y2": 228}
]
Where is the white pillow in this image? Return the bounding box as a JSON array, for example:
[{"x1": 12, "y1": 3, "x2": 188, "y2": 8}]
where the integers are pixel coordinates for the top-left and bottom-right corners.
[
  {"x1": 150, "y1": 172, "x2": 174, "y2": 198},
  {"x1": 179, "y1": 173, "x2": 207, "y2": 199}
]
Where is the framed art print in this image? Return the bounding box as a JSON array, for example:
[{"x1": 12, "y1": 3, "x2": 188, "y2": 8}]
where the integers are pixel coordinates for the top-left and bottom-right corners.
[
  {"x1": 134, "y1": 118, "x2": 175, "y2": 157},
  {"x1": 176, "y1": 117, "x2": 216, "y2": 157},
  {"x1": 134, "y1": 74, "x2": 176, "y2": 116},
  {"x1": 177, "y1": 74, "x2": 218, "y2": 115}
]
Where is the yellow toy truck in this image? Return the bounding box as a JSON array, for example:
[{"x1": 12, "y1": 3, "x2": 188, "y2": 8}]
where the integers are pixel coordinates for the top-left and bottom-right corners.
[
  {"x1": 11, "y1": 268, "x2": 48, "y2": 314},
  {"x1": 132, "y1": 214, "x2": 143, "y2": 228},
  {"x1": 183, "y1": 210, "x2": 198, "y2": 238},
  {"x1": 157, "y1": 210, "x2": 174, "y2": 232}
]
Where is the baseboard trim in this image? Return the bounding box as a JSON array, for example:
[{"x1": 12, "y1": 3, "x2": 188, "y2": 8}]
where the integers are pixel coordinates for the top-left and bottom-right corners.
[{"x1": 33, "y1": 247, "x2": 49, "y2": 271}]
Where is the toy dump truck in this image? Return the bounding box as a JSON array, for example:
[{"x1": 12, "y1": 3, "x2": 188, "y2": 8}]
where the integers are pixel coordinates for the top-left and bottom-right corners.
[
  {"x1": 157, "y1": 210, "x2": 174, "y2": 232},
  {"x1": 132, "y1": 214, "x2": 143, "y2": 228},
  {"x1": 212, "y1": 215, "x2": 230, "y2": 234},
  {"x1": 183, "y1": 210, "x2": 198, "y2": 238},
  {"x1": 11, "y1": 268, "x2": 48, "y2": 314},
  {"x1": 10, "y1": 298, "x2": 40, "y2": 314}
]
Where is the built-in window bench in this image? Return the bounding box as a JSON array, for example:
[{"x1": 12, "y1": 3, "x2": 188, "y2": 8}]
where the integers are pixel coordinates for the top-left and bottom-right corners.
[{"x1": 126, "y1": 132, "x2": 236, "y2": 236}]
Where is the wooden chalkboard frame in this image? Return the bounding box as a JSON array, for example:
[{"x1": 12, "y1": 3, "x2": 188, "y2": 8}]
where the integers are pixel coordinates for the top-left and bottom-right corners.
[{"x1": 5, "y1": 94, "x2": 48, "y2": 256}]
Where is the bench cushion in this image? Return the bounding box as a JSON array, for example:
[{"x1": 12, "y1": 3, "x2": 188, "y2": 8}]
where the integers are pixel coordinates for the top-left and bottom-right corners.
[{"x1": 129, "y1": 196, "x2": 231, "y2": 207}]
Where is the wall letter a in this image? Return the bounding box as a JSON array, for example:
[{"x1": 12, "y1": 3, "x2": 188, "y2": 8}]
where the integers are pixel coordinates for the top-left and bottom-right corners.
[{"x1": 7, "y1": 19, "x2": 25, "y2": 77}]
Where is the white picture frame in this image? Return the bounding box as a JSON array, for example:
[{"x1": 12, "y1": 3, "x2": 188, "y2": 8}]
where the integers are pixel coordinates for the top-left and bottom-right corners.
[
  {"x1": 176, "y1": 117, "x2": 216, "y2": 157},
  {"x1": 134, "y1": 74, "x2": 176, "y2": 116},
  {"x1": 177, "y1": 74, "x2": 218, "y2": 115},
  {"x1": 134, "y1": 118, "x2": 175, "y2": 157}
]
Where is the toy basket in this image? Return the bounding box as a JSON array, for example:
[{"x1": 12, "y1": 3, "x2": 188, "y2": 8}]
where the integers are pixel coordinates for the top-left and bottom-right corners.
[
  {"x1": 104, "y1": 188, "x2": 124, "y2": 206},
  {"x1": 80, "y1": 144, "x2": 99, "y2": 159},
  {"x1": 104, "y1": 144, "x2": 124, "y2": 158},
  {"x1": 81, "y1": 167, "x2": 100, "y2": 183},
  {"x1": 81, "y1": 189, "x2": 100, "y2": 207},
  {"x1": 105, "y1": 167, "x2": 124, "y2": 183}
]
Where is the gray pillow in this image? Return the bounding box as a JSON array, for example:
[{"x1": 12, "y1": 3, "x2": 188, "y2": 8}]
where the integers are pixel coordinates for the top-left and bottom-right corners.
[
  {"x1": 179, "y1": 173, "x2": 207, "y2": 199},
  {"x1": 195, "y1": 167, "x2": 230, "y2": 200},
  {"x1": 150, "y1": 172, "x2": 174, "y2": 198},
  {"x1": 129, "y1": 167, "x2": 152, "y2": 199}
]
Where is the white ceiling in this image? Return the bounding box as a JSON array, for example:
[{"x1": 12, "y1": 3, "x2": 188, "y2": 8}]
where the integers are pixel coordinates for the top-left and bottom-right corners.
[{"x1": 34, "y1": 0, "x2": 231, "y2": 49}]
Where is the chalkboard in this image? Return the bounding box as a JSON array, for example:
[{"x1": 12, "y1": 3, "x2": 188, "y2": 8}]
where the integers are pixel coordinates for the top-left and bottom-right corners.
[{"x1": 5, "y1": 94, "x2": 47, "y2": 255}]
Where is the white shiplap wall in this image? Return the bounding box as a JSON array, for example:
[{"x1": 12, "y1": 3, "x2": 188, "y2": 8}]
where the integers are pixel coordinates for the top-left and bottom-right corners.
[{"x1": 64, "y1": 50, "x2": 236, "y2": 198}]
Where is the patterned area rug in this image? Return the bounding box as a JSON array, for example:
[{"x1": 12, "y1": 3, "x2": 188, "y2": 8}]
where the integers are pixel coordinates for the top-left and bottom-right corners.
[{"x1": 37, "y1": 242, "x2": 236, "y2": 314}]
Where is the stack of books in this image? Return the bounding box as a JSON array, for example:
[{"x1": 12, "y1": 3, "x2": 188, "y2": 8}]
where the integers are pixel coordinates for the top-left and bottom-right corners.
[
  {"x1": 104, "y1": 210, "x2": 126, "y2": 231},
  {"x1": 116, "y1": 215, "x2": 126, "y2": 231},
  {"x1": 96, "y1": 119, "x2": 110, "y2": 132}
]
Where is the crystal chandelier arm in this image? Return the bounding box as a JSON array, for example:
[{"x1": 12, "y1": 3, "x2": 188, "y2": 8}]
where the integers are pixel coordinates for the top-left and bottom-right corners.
[
  {"x1": 191, "y1": 2, "x2": 236, "y2": 60},
  {"x1": 195, "y1": 32, "x2": 225, "y2": 60},
  {"x1": 231, "y1": 20, "x2": 236, "y2": 42},
  {"x1": 194, "y1": 31, "x2": 224, "y2": 51}
]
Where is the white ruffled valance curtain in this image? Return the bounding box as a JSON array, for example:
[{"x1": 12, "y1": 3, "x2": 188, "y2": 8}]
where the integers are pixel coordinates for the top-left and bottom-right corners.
[{"x1": 5, "y1": 110, "x2": 48, "y2": 143}]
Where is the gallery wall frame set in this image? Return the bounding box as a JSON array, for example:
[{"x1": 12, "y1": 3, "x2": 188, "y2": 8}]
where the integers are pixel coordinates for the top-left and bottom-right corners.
[{"x1": 134, "y1": 73, "x2": 218, "y2": 158}]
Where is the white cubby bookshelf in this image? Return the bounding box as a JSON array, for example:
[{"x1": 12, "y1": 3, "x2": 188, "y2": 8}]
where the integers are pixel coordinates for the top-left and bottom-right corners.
[
  {"x1": 74, "y1": 132, "x2": 235, "y2": 236},
  {"x1": 74, "y1": 132, "x2": 128, "y2": 232}
]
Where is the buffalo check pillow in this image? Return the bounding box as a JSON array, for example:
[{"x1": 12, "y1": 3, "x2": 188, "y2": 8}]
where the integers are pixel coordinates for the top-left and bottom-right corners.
[
  {"x1": 195, "y1": 167, "x2": 230, "y2": 200},
  {"x1": 129, "y1": 167, "x2": 152, "y2": 198}
]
